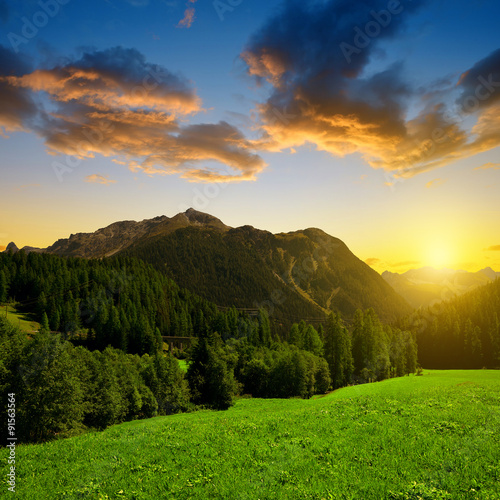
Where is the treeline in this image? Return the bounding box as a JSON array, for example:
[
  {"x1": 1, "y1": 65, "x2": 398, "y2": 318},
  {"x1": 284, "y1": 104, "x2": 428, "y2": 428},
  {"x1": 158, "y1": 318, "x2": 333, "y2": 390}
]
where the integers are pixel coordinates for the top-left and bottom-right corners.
[
  {"x1": 0, "y1": 308, "x2": 418, "y2": 443},
  {"x1": 0, "y1": 250, "x2": 270, "y2": 355},
  {"x1": 0, "y1": 317, "x2": 189, "y2": 444},
  {"x1": 402, "y1": 278, "x2": 500, "y2": 368},
  {"x1": 188, "y1": 310, "x2": 417, "y2": 409},
  {"x1": 121, "y1": 226, "x2": 324, "y2": 336}
]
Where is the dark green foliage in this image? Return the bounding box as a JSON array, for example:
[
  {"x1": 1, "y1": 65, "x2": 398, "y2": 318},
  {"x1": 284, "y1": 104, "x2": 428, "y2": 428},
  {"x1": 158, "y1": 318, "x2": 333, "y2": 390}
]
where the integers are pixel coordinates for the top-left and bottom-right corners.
[
  {"x1": 0, "y1": 251, "x2": 260, "y2": 356},
  {"x1": 324, "y1": 312, "x2": 353, "y2": 389},
  {"x1": 0, "y1": 318, "x2": 189, "y2": 443},
  {"x1": 16, "y1": 331, "x2": 85, "y2": 442},
  {"x1": 0, "y1": 248, "x2": 423, "y2": 446},
  {"x1": 237, "y1": 341, "x2": 331, "y2": 398},
  {"x1": 405, "y1": 278, "x2": 500, "y2": 368},
  {"x1": 121, "y1": 225, "x2": 412, "y2": 333},
  {"x1": 302, "y1": 324, "x2": 324, "y2": 356},
  {"x1": 0, "y1": 270, "x2": 8, "y2": 302},
  {"x1": 40, "y1": 311, "x2": 50, "y2": 333},
  {"x1": 141, "y1": 352, "x2": 190, "y2": 414},
  {"x1": 351, "y1": 308, "x2": 417, "y2": 383},
  {"x1": 187, "y1": 333, "x2": 236, "y2": 410}
]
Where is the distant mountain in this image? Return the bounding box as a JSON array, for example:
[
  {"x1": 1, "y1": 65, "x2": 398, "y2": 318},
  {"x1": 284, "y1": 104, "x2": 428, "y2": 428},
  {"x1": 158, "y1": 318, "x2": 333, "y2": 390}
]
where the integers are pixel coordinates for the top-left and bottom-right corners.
[
  {"x1": 44, "y1": 209, "x2": 229, "y2": 258},
  {"x1": 9, "y1": 209, "x2": 412, "y2": 324},
  {"x1": 5, "y1": 242, "x2": 19, "y2": 253},
  {"x1": 479, "y1": 267, "x2": 500, "y2": 281},
  {"x1": 382, "y1": 266, "x2": 498, "y2": 309},
  {"x1": 4, "y1": 209, "x2": 228, "y2": 258}
]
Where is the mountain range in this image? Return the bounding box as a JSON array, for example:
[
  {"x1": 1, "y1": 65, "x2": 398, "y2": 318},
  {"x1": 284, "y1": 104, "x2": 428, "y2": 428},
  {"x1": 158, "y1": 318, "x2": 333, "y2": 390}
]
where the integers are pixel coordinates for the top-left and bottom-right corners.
[
  {"x1": 5, "y1": 209, "x2": 413, "y2": 324},
  {"x1": 382, "y1": 267, "x2": 500, "y2": 310}
]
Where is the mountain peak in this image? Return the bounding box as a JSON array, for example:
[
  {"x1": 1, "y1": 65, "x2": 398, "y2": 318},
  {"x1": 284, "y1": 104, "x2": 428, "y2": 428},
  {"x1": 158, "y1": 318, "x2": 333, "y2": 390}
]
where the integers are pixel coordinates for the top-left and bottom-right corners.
[
  {"x1": 183, "y1": 208, "x2": 229, "y2": 229},
  {"x1": 5, "y1": 242, "x2": 19, "y2": 253}
]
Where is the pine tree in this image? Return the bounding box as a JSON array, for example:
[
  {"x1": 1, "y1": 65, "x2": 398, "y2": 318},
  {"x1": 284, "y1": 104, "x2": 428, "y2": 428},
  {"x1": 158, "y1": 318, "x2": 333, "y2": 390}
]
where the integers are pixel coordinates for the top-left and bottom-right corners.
[
  {"x1": 324, "y1": 313, "x2": 353, "y2": 389},
  {"x1": 257, "y1": 308, "x2": 271, "y2": 346},
  {"x1": 186, "y1": 332, "x2": 235, "y2": 410},
  {"x1": 302, "y1": 324, "x2": 323, "y2": 356},
  {"x1": 40, "y1": 312, "x2": 50, "y2": 334},
  {"x1": 0, "y1": 270, "x2": 8, "y2": 303}
]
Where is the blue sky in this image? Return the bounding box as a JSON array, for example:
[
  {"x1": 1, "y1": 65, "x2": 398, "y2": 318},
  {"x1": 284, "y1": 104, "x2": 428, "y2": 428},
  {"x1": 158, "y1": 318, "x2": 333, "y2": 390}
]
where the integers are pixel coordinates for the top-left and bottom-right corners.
[{"x1": 1, "y1": 0, "x2": 499, "y2": 273}]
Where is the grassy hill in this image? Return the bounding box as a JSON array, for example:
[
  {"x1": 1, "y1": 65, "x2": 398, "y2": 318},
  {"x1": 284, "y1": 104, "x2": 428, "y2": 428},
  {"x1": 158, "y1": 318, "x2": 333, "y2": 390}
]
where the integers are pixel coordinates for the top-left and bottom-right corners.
[
  {"x1": 1, "y1": 304, "x2": 39, "y2": 333},
  {"x1": 4, "y1": 370, "x2": 499, "y2": 499}
]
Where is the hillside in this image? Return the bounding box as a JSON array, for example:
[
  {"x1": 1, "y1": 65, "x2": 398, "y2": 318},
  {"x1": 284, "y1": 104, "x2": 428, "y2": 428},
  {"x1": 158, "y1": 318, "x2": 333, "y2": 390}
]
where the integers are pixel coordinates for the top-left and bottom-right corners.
[
  {"x1": 403, "y1": 277, "x2": 500, "y2": 368},
  {"x1": 120, "y1": 214, "x2": 412, "y2": 323},
  {"x1": 383, "y1": 267, "x2": 498, "y2": 309},
  {"x1": 4, "y1": 370, "x2": 499, "y2": 499},
  {"x1": 6, "y1": 209, "x2": 412, "y2": 324}
]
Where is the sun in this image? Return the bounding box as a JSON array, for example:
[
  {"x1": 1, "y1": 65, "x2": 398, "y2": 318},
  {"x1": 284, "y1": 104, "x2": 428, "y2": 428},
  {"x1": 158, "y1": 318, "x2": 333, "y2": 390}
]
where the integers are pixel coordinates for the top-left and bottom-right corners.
[{"x1": 426, "y1": 243, "x2": 453, "y2": 269}]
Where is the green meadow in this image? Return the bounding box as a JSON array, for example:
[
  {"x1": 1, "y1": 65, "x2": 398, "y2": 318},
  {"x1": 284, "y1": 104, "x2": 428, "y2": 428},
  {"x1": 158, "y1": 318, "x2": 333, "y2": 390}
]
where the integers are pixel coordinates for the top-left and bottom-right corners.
[
  {"x1": 1, "y1": 305, "x2": 39, "y2": 333},
  {"x1": 3, "y1": 370, "x2": 500, "y2": 499}
]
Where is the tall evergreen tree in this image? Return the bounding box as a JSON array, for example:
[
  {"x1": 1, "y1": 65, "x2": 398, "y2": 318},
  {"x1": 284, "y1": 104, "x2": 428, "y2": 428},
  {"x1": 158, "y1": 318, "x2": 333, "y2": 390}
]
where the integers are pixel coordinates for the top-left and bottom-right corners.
[
  {"x1": 0, "y1": 270, "x2": 8, "y2": 303},
  {"x1": 324, "y1": 312, "x2": 353, "y2": 389},
  {"x1": 187, "y1": 332, "x2": 235, "y2": 410}
]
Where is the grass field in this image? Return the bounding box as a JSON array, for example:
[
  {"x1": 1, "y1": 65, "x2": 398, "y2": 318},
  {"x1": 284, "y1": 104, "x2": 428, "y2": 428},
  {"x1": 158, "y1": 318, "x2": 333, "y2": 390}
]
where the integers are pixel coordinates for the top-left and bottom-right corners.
[
  {"x1": 0, "y1": 304, "x2": 39, "y2": 333},
  {"x1": 3, "y1": 370, "x2": 500, "y2": 499}
]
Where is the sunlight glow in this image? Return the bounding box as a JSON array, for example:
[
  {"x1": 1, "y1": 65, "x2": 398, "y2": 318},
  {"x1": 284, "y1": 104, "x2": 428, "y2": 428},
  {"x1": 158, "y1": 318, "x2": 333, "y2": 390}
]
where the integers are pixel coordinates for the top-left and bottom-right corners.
[{"x1": 425, "y1": 243, "x2": 454, "y2": 269}]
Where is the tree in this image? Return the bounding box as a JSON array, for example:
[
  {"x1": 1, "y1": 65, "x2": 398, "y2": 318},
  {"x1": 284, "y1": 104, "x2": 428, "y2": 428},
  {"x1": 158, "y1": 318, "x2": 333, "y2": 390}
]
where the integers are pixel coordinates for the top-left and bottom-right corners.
[
  {"x1": 289, "y1": 323, "x2": 303, "y2": 348},
  {"x1": 302, "y1": 324, "x2": 324, "y2": 356},
  {"x1": 187, "y1": 332, "x2": 235, "y2": 410},
  {"x1": 0, "y1": 270, "x2": 8, "y2": 303},
  {"x1": 17, "y1": 333, "x2": 85, "y2": 442},
  {"x1": 324, "y1": 312, "x2": 353, "y2": 389},
  {"x1": 257, "y1": 308, "x2": 272, "y2": 346},
  {"x1": 40, "y1": 312, "x2": 50, "y2": 334}
]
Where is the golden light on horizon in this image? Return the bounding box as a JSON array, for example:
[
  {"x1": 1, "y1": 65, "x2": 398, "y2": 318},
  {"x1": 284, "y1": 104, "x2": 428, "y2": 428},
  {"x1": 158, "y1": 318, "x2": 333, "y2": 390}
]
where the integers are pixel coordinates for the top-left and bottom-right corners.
[{"x1": 425, "y1": 241, "x2": 455, "y2": 269}]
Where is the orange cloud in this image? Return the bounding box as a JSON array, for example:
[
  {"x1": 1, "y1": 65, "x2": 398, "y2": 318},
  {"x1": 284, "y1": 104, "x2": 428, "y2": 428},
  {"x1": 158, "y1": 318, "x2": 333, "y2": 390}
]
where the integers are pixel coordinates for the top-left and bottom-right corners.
[
  {"x1": 365, "y1": 258, "x2": 380, "y2": 266},
  {"x1": 475, "y1": 162, "x2": 500, "y2": 170},
  {"x1": 85, "y1": 174, "x2": 117, "y2": 185},
  {"x1": 0, "y1": 46, "x2": 265, "y2": 183},
  {"x1": 426, "y1": 178, "x2": 446, "y2": 189},
  {"x1": 242, "y1": 2, "x2": 500, "y2": 180},
  {"x1": 178, "y1": 7, "x2": 195, "y2": 28},
  {"x1": 485, "y1": 245, "x2": 500, "y2": 251},
  {"x1": 178, "y1": 0, "x2": 197, "y2": 28}
]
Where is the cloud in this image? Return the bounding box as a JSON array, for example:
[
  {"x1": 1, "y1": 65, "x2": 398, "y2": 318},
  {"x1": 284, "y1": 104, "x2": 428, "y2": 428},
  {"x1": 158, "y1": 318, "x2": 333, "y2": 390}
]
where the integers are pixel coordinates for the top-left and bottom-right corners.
[
  {"x1": 425, "y1": 178, "x2": 446, "y2": 189},
  {"x1": 0, "y1": 45, "x2": 265, "y2": 182},
  {"x1": 85, "y1": 174, "x2": 117, "y2": 185},
  {"x1": 0, "y1": 0, "x2": 9, "y2": 24},
  {"x1": 456, "y1": 48, "x2": 500, "y2": 112},
  {"x1": 178, "y1": 0, "x2": 197, "y2": 28},
  {"x1": 475, "y1": 162, "x2": 500, "y2": 170},
  {"x1": 365, "y1": 258, "x2": 381, "y2": 266},
  {"x1": 485, "y1": 245, "x2": 500, "y2": 251},
  {"x1": 0, "y1": 45, "x2": 38, "y2": 135},
  {"x1": 242, "y1": 1, "x2": 500, "y2": 179},
  {"x1": 178, "y1": 8, "x2": 195, "y2": 28}
]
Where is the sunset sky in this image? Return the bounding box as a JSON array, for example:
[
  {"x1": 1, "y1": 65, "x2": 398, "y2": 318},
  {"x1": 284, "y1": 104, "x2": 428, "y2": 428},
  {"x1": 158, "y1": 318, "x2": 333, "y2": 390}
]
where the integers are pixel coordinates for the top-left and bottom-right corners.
[{"x1": 1, "y1": 0, "x2": 499, "y2": 274}]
